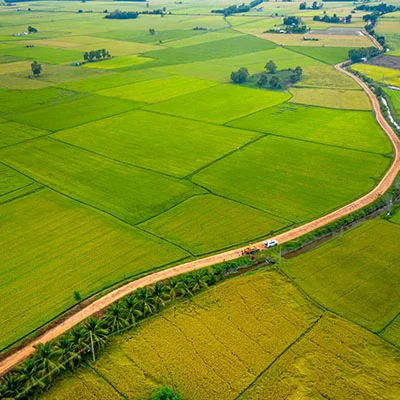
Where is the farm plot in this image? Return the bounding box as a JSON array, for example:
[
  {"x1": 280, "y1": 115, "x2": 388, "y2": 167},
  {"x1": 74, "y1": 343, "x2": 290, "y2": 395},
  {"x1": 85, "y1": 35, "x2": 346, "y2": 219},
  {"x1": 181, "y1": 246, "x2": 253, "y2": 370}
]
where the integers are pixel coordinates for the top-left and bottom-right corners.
[
  {"x1": 228, "y1": 104, "x2": 391, "y2": 154},
  {"x1": 145, "y1": 84, "x2": 290, "y2": 124},
  {"x1": 0, "y1": 60, "x2": 30, "y2": 75},
  {"x1": 11, "y1": 94, "x2": 142, "y2": 131},
  {"x1": 139, "y1": 34, "x2": 277, "y2": 68},
  {"x1": 381, "y1": 315, "x2": 400, "y2": 347},
  {"x1": 352, "y1": 63, "x2": 400, "y2": 87},
  {"x1": 240, "y1": 314, "x2": 400, "y2": 400},
  {"x1": 246, "y1": 32, "x2": 371, "y2": 48},
  {"x1": 41, "y1": 270, "x2": 322, "y2": 400},
  {"x1": 289, "y1": 87, "x2": 371, "y2": 110},
  {"x1": 0, "y1": 189, "x2": 187, "y2": 350},
  {"x1": 139, "y1": 194, "x2": 291, "y2": 255},
  {"x1": 192, "y1": 136, "x2": 390, "y2": 223},
  {"x1": 58, "y1": 68, "x2": 167, "y2": 93},
  {"x1": 84, "y1": 55, "x2": 153, "y2": 70},
  {"x1": 0, "y1": 121, "x2": 50, "y2": 148},
  {"x1": 287, "y1": 46, "x2": 352, "y2": 65},
  {"x1": 0, "y1": 87, "x2": 80, "y2": 115},
  {"x1": 283, "y1": 219, "x2": 400, "y2": 332},
  {"x1": 0, "y1": 162, "x2": 32, "y2": 196},
  {"x1": 300, "y1": 64, "x2": 360, "y2": 89},
  {"x1": 0, "y1": 138, "x2": 204, "y2": 225},
  {"x1": 3, "y1": 45, "x2": 83, "y2": 64},
  {"x1": 385, "y1": 88, "x2": 400, "y2": 114},
  {"x1": 53, "y1": 110, "x2": 259, "y2": 177},
  {"x1": 98, "y1": 75, "x2": 217, "y2": 103},
  {"x1": 367, "y1": 55, "x2": 400, "y2": 70}
]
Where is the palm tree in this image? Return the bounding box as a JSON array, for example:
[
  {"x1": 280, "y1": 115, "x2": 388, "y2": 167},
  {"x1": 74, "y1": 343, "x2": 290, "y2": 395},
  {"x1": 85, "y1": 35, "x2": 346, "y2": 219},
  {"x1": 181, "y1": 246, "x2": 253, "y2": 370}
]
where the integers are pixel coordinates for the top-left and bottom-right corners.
[
  {"x1": 16, "y1": 357, "x2": 44, "y2": 395},
  {"x1": 152, "y1": 282, "x2": 168, "y2": 309},
  {"x1": 104, "y1": 303, "x2": 129, "y2": 333},
  {"x1": 167, "y1": 278, "x2": 186, "y2": 302},
  {"x1": 187, "y1": 270, "x2": 209, "y2": 294},
  {"x1": 55, "y1": 335, "x2": 81, "y2": 370},
  {"x1": 33, "y1": 341, "x2": 62, "y2": 383},
  {"x1": 68, "y1": 325, "x2": 87, "y2": 353},
  {"x1": 0, "y1": 373, "x2": 22, "y2": 399},
  {"x1": 82, "y1": 317, "x2": 109, "y2": 353},
  {"x1": 135, "y1": 287, "x2": 156, "y2": 317},
  {"x1": 122, "y1": 295, "x2": 143, "y2": 325}
]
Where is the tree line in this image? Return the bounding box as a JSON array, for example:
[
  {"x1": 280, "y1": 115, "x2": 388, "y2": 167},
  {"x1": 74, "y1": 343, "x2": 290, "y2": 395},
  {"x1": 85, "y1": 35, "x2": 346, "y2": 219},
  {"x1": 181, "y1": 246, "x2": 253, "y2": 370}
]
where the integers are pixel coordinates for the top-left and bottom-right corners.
[
  {"x1": 348, "y1": 47, "x2": 380, "y2": 63},
  {"x1": 313, "y1": 13, "x2": 352, "y2": 24},
  {"x1": 105, "y1": 10, "x2": 139, "y2": 19},
  {"x1": 211, "y1": 0, "x2": 263, "y2": 16},
  {"x1": 231, "y1": 61, "x2": 303, "y2": 89},
  {"x1": 83, "y1": 49, "x2": 111, "y2": 62},
  {"x1": 299, "y1": 2, "x2": 322, "y2": 10},
  {"x1": 0, "y1": 256, "x2": 264, "y2": 399}
]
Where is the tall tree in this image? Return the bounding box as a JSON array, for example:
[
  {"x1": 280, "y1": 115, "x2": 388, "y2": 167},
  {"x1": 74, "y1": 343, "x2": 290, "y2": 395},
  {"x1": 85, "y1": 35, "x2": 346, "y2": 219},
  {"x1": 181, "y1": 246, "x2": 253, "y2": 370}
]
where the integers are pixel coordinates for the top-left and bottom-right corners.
[
  {"x1": 265, "y1": 60, "x2": 277, "y2": 74},
  {"x1": 167, "y1": 278, "x2": 186, "y2": 301},
  {"x1": 104, "y1": 303, "x2": 129, "y2": 332},
  {"x1": 31, "y1": 60, "x2": 42, "y2": 76},
  {"x1": 82, "y1": 317, "x2": 109, "y2": 353},
  {"x1": 122, "y1": 295, "x2": 143, "y2": 325},
  {"x1": 135, "y1": 287, "x2": 156, "y2": 317},
  {"x1": 33, "y1": 342, "x2": 62, "y2": 382}
]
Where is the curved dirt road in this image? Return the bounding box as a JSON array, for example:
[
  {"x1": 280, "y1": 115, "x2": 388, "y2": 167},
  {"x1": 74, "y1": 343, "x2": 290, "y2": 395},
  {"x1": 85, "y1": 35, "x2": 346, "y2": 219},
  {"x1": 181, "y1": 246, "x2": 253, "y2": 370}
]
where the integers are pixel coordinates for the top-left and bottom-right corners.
[{"x1": 1, "y1": 62, "x2": 400, "y2": 376}]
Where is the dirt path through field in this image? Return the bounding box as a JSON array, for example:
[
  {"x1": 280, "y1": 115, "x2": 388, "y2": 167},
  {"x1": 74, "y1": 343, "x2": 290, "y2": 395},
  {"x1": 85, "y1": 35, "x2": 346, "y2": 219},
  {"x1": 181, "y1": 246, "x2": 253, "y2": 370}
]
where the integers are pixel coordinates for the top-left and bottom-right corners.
[{"x1": 1, "y1": 56, "x2": 400, "y2": 375}]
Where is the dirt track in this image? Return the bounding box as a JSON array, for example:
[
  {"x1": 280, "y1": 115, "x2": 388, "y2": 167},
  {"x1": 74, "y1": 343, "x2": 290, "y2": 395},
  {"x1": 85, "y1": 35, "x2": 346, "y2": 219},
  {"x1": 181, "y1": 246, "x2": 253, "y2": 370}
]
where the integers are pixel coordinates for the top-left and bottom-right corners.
[{"x1": 1, "y1": 56, "x2": 400, "y2": 376}]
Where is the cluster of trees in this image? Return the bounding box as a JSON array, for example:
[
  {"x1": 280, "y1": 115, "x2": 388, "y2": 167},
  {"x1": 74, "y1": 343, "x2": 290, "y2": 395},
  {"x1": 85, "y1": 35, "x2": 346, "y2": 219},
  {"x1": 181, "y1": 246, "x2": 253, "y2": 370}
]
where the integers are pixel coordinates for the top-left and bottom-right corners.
[
  {"x1": 28, "y1": 25, "x2": 37, "y2": 33},
  {"x1": 363, "y1": 12, "x2": 386, "y2": 45},
  {"x1": 105, "y1": 10, "x2": 139, "y2": 19},
  {"x1": 299, "y1": 2, "x2": 322, "y2": 10},
  {"x1": 31, "y1": 60, "x2": 41, "y2": 76},
  {"x1": 0, "y1": 258, "x2": 256, "y2": 399},
  {"x1": 231, "y1": 61, "x2": 303, "y2": 89},
  {"x1": 266, "y1": 16, "x2": 308, "y2": 34},
  {"x1": 313, "y1": 13, "x2": 352, "y2": 23},
  {"x1": 348, "y1": 47, "x2": 380, "y2": 63},
  {"x1": 211, "y1": 0, "x2": 263, "y2": 16},
  {"x1": 355, "y1": 3, "x2": 398, "y2": 14},
  {"x1": 83, "y1": 49, "x2": 111, "y2": 62}
]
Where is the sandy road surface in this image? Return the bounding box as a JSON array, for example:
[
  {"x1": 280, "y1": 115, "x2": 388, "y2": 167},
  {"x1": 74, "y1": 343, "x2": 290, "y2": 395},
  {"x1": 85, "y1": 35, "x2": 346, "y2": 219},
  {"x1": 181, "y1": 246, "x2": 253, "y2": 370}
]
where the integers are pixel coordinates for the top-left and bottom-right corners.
[{"x1": 1, "y1": 58, "x2": 400, "y2": 376}]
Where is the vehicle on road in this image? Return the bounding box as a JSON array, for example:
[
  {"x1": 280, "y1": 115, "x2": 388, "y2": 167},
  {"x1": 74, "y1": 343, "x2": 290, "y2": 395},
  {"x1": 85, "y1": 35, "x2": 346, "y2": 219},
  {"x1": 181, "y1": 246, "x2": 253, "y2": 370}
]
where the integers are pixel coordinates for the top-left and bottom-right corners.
[{"x1": 264, "y1": 239, "x2": 278, "y2": 248}]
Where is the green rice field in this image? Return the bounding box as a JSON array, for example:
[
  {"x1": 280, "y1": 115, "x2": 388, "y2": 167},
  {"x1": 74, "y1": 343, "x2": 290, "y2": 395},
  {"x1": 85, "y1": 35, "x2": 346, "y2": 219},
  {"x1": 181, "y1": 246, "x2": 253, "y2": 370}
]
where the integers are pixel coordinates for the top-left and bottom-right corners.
[{"x1": 0, "y1": 0, "x2": 397, "y2": 368}]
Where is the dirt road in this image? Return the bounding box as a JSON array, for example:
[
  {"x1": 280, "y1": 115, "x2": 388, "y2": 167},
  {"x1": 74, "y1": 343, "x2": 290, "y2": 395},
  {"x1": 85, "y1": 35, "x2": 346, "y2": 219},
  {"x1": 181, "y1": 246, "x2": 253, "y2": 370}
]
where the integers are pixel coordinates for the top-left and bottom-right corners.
[{"x1": 1, "y1": 61, "x2": 400, "y2": 376}]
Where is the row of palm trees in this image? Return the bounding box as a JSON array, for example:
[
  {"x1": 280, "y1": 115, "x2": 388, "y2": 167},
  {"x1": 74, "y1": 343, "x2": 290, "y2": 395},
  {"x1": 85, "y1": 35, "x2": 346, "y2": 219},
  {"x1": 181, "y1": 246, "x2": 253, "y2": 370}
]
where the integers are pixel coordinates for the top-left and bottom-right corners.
[{"x1": 0, "y1": 266, "x2": 227, "y2": 399}]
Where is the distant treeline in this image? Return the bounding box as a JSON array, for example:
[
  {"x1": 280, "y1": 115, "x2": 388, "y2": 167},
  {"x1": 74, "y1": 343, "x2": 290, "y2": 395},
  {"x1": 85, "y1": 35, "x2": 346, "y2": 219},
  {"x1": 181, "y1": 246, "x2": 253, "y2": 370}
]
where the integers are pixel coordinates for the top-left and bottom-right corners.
[
  {"x1": 212, "y1": 0, "x2": 263, "y2": 16},
  {"x1": 355, "y1": 3, "x2": 398, "y2": 13},
  {"x1": 313, "y1": 13, "x2": 352, "y2": 23},
  {"x1": 105, "y1": 10, "x2": 139, "y2": 19},
  {"x1": 104, "y1": 8, "x2": 167, "y2": 19}
]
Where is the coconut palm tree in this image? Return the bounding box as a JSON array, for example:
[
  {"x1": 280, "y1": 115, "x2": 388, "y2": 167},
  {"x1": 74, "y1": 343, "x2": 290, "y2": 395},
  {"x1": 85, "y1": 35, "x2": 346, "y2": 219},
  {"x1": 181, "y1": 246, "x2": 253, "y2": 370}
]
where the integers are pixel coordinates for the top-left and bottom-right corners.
[
  {"x1": 33, "y1": 341, "x2": 62, "y2": 383},
  {"x1": 122, "y1": 295, "x2": 143, "y2": 325},
  {"x1": 68, "y1": 325, "x2": 88, "y2": 353},
  {"x1": 0, "y1": 373, "x2": 22, "y2": 399},
  {"x1": 55, "y1": 335, "x2": 81, "y2": 370},
  {"x1": 82, "y1": 317, "x2": 109, "y2": 353},
  {"x1": 16, "y1": 357, "x2": 44, "y2": 395},
  {"x1": 186, "y1": 270, "x2": 210, "y2": 293},
  {"x1": 104, "y1": 303, "x2": 129, "y2": 333},
  {"x1": 152, "y1": 282, "x2": 168, "y2": 309},
  {"x1": 135, "y1": 287, "x2": 156, "y2": 317},
  {"x1": 166, "y1": 277, "x2": 186, "y2": 302}
]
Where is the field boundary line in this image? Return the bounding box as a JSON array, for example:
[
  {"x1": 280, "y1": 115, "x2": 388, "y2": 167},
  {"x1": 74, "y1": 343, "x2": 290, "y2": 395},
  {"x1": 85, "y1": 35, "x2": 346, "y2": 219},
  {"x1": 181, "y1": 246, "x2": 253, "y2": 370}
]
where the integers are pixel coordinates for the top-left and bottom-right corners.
[
  {"x1": 233, "y1": 314, "x2": 324, "y2": 400},
  {"x1": 278, "y1": 267, "x2": 400, "y2": 351},
  {"x1": 1, "y1": 47, "x2": 400, "y2": 376},
  {"x1": 225, "y1": 117, "x2": 392, "y2": 157}
]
